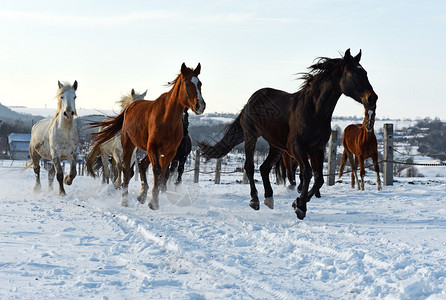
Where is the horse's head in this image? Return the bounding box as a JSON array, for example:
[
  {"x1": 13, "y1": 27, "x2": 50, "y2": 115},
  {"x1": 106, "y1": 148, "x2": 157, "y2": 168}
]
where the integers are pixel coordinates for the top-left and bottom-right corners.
[
  {"x1": 57, "y1": 80, "x2": 78, "y2": 120},
  {"x1": 364, "y1": 108, "x2": 376, "y2": 133},
  {"x1": 131, "y1": 88, "x2": 147, "y2": 101},
  {"x1": 340, "y1": 49, "x2": 377, "y2": 110},
  {"x1": 179, "y1": 63, "x2": 206, "y2": 115}
]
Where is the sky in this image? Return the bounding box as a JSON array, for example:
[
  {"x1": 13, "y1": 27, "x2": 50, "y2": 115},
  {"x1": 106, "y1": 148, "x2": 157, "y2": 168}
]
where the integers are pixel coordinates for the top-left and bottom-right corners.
[{"x1": 0, "y1": 0, "x2": 445, "y2": 120}]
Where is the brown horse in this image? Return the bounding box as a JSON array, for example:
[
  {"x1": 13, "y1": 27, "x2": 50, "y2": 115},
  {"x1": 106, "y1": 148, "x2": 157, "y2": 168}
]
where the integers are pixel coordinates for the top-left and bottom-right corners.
[
  {"x1": 339, "y1": 108, "x2": 382, "y2": 190},
  {"x1": 200, "y1": 49, "x2": 377, "y2": 220},
  {"x1": 90, "y1": 63, "x2": 205, "y2": 208}
]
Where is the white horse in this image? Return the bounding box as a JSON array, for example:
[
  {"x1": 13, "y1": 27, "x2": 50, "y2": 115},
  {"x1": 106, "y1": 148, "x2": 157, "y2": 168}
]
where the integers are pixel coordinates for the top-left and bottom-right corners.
[
  {"x1": 86, "y1": 89, "x2": 146, "y2": 188},
  {"x1": 29, "y1": 81, "x2": 79, "y2": 196}
]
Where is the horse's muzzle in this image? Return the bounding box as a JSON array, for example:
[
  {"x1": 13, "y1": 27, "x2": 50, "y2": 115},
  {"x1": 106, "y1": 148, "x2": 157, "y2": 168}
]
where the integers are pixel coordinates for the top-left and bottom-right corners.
[
  {"x1": 363, "y1": 91, "x2": 378, "y2": 110},
  {"x1": 193, "y1": 100, "x2": 206, "y2": 115},
  {"x1": 64, "y1": 111, "x2": 75, "y2": 119}
]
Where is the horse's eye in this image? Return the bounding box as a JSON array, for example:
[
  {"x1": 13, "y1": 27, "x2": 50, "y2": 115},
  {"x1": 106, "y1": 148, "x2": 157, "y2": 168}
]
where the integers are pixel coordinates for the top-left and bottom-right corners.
[
  {"x1": 74, "y1": 96, "x2": 77, "y2": 100},
  {"x1": 61, "y1": 96, "x2": 64, "y2": 99}
]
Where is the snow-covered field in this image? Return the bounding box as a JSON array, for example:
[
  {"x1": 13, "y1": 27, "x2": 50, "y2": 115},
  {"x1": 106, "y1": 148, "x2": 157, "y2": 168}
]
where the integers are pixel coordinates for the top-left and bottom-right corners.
[{"x1": 0, "y1": 160, "x2": 445, "y2": 300}]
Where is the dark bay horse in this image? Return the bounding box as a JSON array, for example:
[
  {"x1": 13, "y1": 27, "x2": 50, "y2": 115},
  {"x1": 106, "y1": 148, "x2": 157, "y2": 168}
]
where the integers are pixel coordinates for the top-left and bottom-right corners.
[
  {"x1": 200, "y1": 49, "x2": 377, "y2": 220},
  {"x1": 339, "y1": 108, "x2": 382, "y2": 190},
  {"x1": 90, "y1": 63, "x2": 205, "y2": 208},
  {"x1": 164, "y1": 109, "x2": 192, "y2": 186}
]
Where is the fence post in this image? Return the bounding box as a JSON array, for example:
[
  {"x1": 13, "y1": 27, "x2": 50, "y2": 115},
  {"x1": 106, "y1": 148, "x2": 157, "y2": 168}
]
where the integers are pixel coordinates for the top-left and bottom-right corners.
[
  {"x1": 215, "y1": 158, "x2": 222, "y2": 184},
  {"x1": 194, "y1": 149, "x2": 200, "y2": 183},
  {"x1": 383, "y1": 123, "x2": 394, "y2": 186},
  {"x1": 327, "y1": 130, "x2": 338, "y2": 186}
]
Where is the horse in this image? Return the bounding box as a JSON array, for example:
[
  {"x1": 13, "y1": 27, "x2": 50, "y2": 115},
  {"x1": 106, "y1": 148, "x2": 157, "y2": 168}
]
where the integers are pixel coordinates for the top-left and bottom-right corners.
[
  {"x1": 199, "y1": 49, "x2": 377, "y2": 220},
  {"x1": 90, "y1": 63, "x2": 205, "y2": 208},
  {"x1": 28, "y1": 81, "x2": 79, "y2": 196},
  {"x1": 86, "y1": 89, "x2": 147, "y2": 188},
  {"x1": 163, "y1": 109, "x2": 192, "y2": 186},
  {"x1": 338, "y1": 108, "x2": 382, "y2": 190}
]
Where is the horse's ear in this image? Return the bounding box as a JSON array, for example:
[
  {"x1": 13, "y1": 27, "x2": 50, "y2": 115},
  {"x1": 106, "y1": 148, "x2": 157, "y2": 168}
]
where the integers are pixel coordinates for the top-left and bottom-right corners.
[
  {"x1": 58, "y1": 81, "x2": 63, "y2": 89},
  {"x1": 354, "y1": 49, "x2": 362, "y2": 63},
  {"x1": 131, "y1": 89, "x2": 135, "y2": 97},
  {"x1": 344, "y1": 48, "x2": 352, "y2": 60},
  {"x1": 142, "y1": 89, "x2": 147, "y2": 98},
  {"x1": 181, "y1": 63, "x2": 188, "y2": 75},
  {"x1": 73, "y1": 80, "x2": 78, "y2": 91},
  {"x1": 194, "y1": 63, "x2": 201, "y2": 75}
]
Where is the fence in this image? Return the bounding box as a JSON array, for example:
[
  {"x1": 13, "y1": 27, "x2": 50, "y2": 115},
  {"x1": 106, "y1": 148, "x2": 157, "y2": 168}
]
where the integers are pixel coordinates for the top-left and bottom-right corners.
[{"x1": 48, "y1": 123, "x2": 445, "y2": 185}]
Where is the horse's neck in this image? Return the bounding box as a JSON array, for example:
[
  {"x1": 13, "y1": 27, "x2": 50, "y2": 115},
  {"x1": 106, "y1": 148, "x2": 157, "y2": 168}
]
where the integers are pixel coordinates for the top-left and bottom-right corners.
[
  {"x1": 161, "y1": 82, "x2": 187, "y2": 121},
  {"x1": 310, "y1": 82, "x2": 342, "y2": 121},
  {"x1": 55, "y1": 112, "x2": 75, "y2": 132}
]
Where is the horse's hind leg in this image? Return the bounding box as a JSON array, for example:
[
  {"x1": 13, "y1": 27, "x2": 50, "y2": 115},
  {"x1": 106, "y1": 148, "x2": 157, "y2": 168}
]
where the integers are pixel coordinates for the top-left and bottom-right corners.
[
  {"x1": 100, "y1": 153, "x2": 110, "y2": 184},
  {"x1": 31, "y1": 153, "x2": 41, "y2": 192},
  {"x1": 260, "y1": 146, "x2": 282, "y2": 209},
  {"x1": 48, "y1": 163, "x2": 55, "y2": 191},
  {"x1": 347, "y1": 151, "x2": 358, "y2": 189},
  {"x1": 244, "y1": 137, "x2": 259, "y2": 210},
  {"x1": 121, "y1": 143, "x2": 136, "y2": 207}
]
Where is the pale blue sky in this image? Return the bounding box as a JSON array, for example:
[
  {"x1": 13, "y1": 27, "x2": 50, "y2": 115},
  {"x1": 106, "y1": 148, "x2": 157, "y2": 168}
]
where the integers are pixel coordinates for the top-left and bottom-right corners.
[{"x1": 0, "y1": 0, "x2": 445, "y2": 119}]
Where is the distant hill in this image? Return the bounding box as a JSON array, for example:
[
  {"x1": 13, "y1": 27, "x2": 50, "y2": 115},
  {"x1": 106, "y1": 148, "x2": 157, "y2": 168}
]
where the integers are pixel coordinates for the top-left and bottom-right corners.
[{"x1": 0, "y1": 102, "x2": 44, "y2": 125}]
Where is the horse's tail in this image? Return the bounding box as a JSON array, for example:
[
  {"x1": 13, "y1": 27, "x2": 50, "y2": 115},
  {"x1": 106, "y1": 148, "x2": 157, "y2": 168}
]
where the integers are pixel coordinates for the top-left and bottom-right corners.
[
  {"x1": 23, "y1": 161, "x2": 33, "y2": 170},
  {"x1": 86, "y1": 144, "x2": 102, "y2": 178},
  {"x1": 89, "y1": 110, "x2": 126, "y2": 145},
  {"x1": 338, "y1": 149, "x2": 348, "y2": 178},
  {"x1": 198, "y1": 115, "x2": 244, "y2": 159}
]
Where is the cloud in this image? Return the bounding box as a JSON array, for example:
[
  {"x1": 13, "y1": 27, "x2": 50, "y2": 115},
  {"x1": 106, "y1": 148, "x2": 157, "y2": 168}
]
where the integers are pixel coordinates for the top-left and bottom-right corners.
[{"x1": 0, "y1": 9, "x2": 181, "y2": 27}]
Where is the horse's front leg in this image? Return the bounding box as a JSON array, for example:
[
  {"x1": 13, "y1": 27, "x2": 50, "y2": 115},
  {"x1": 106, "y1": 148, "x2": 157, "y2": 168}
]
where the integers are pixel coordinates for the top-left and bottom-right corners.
[
  {"x1": 372, "y1": 154, "x2": 382, "y2": 191},
  {"x1": 358, "y1": 157, "x2": 365, "y2": 190},
  {"x1": 308, "y1": 150, "x2": 325, "y2": 199},
  {"x1": 290, "y1": 146, "x2": 312, "y2": 220},
  {"x1": 176, "y1": 158, "x2": 186, "y2": 185},
  {"x1": 149, "y1": 152, "x2": 175, "y2": 210},
  {"x1": 48, "y1": 163, "x2": 55, "y2": 190},
  {"x1": 64, "y1": 154, "x2": 77, "y2": 186},
  {"x1": 52, "y1": 157, "x2": 66, "y2": 196}
]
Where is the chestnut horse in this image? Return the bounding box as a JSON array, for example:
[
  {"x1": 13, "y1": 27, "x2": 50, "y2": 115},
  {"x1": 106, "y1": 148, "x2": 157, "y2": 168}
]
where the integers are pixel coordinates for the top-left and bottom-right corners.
[
  {"x1": 90, "y1": 63, "x2": 205, "y2": 208},
  {"x1": 339, "y1": 108, "x2": 382, "y2": 190},
  {"x1": 200, "y1": 49, "x2": 377, "y2": 220}
]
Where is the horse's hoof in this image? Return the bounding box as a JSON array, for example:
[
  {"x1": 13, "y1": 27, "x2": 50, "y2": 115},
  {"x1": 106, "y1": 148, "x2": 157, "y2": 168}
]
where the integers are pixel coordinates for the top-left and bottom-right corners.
[
  {"x1": 249, "y1": 199, "x2": 260, "y2": 210},
  {"x1": 121, "y1": 200, "x2": 128, "y2": 207},
  {"x1": 174, "y1": 181, "x2": 181, "y2": 186},
  {"x1": 294, "y1": 207, "x2": 306, "y2": 220},
  {"x1": 315, "y1": 191, "x2": 321, "y2": 198},
  {"x1": 264, "y1": 197, "x2": 274, "y2": 209},
  {"x1": 33, "y1": 185, "x2": 41, "y2": 192},
  {"x1": 137, "y1": 195, "x2": 146, "y2": 204},
  {"x1": 287, "y1": 184, "x2": 296, "y2": 190},
  {"x1": 59, "y1": 190, "x2": 66, "y2": 196},
  {"x1": 149, "y1": 202, "x2": 159, "y2": 210},
  {"x1": 292, "y1": 199, "x2": 298, "y2": 209}
]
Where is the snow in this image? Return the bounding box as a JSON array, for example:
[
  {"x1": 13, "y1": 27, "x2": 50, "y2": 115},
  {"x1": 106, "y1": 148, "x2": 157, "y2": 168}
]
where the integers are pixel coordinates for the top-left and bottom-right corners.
[{"x1": 0, "y1": 160, "x2": 445, "y2": 299}]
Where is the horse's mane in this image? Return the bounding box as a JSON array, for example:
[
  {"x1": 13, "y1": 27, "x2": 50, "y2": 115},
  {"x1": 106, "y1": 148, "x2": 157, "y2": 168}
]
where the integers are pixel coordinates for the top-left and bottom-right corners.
[
  {"x1": 116, "y1": 90, "x2": 146, "y2": 111},
  {"x1": 298, "y1": 56, "x2": 344, "y2": 98},
  {"x1": 51, "y1": 82, "x2": 76, "y2": 125}
]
